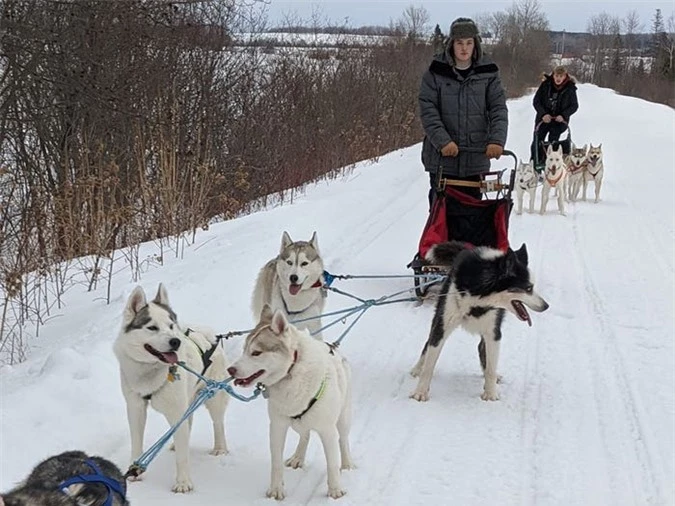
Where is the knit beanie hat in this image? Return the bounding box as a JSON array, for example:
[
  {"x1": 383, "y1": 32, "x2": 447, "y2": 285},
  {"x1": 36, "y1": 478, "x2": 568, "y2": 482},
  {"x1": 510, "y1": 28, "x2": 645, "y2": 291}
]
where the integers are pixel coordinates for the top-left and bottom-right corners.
[{"x1": 446, "y1": 17, "x2": 483, "y2": 63}]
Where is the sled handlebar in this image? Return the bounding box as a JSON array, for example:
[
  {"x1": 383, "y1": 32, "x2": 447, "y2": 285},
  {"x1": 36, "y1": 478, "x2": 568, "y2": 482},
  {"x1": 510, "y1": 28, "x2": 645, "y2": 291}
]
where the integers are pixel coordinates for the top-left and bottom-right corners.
[{"x1": 457, "y1": 146, "x2": 517, "y2": 166}]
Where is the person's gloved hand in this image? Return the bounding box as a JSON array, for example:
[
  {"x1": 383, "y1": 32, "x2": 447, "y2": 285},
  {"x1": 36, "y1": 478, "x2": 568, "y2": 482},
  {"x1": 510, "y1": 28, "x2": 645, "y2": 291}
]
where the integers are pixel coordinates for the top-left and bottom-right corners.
[
  {"x1": 555, "y1": 115, "x2": 565, "y2": 122},
  {"x1": 441, "y1": 141, "x2": 459, "y2": 157},
  {"x1": 486, "y1": 144, "x2": 503, "y2": 159},
  {"x1": 542, "y1": 114, "x2": 552, "y2": 123}
]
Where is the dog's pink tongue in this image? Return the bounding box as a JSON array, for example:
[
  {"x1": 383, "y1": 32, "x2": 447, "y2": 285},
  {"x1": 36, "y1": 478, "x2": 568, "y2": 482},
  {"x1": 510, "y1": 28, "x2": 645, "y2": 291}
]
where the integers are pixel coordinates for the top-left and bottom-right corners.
[
  {"x1": 162, "y1": 351, "x2": 178, "y2": 364},
  {"x1": 289, "y1": 284, "x2": 301, "y2": 295}
]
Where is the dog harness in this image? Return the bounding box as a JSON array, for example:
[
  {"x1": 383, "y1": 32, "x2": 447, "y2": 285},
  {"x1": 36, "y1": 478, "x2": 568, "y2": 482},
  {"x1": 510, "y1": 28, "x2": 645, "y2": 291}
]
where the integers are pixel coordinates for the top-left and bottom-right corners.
[
  {"x1": 545, "y1": 167, "x2": 564, "y2": 187},
  {"x1": 566, "y1": 159, "x2": 587, "y2": 175},
  {"x1": 586, "y1": 159, "x2": 602, "y2": 178},
  {"x1": 291, "y1": 376, "x2": 327, "y2": 420},
  {"x1": 59, "y1": 459, "x2": 126, "y2": 506},
  {"x1": 281, "y1": 278, "x2": 324, "y2": 316}
]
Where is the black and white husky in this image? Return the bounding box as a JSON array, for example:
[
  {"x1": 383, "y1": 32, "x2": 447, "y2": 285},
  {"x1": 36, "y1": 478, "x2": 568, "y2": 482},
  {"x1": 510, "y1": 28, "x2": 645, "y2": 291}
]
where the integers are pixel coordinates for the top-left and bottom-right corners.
[
  {"x1": 0, "y1": 451, "x2": 128, "y2": 506},
  {"x1": 410, "y1": 241, "x2": 549, "y2": 402},
  {"x1": 113, "y1": 284, "x2": 230, "y2": 493}
]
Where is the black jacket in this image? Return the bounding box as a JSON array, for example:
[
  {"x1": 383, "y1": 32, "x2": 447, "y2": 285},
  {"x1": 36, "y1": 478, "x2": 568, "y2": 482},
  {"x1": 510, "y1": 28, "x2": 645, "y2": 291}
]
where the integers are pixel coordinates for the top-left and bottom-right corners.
[
  {"x1": 532, "y1": 74, "x2": 578, "y2": 123},
  {"x1": 419, "y1": 52, "x2": 508, "y2": 177}
]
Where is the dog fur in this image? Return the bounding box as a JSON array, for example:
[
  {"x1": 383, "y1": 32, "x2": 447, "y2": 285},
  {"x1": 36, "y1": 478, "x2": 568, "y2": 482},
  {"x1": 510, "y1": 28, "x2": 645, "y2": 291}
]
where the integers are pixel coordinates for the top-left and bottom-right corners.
[
  {"x1": 113, "y1": 284, "x2": 229, "y2": 493},
  {"x1": 565, "y1": 143, "x2": 588, "y2": 202},
  {"x1": 540, "y1": 144, "x2": 568, "y2": 216},
  {"x1": 0, "y1": 450, "x2": 128, "y2": 506},
  {"x1": 514, "y1": 161, "x2": 538, "y2": 215},
  {"x1": 583, "y1": 143, "x2": 604, "y2": 203},
  {"x1": 410, "y1": 241, "x2": 549, "y2": 402},
  {"x1": 252, "y1": 232, "x2": 326, "y2": 340},
  {"x1": 228, "y1": 306, "x2": 354, "y2": 500}
]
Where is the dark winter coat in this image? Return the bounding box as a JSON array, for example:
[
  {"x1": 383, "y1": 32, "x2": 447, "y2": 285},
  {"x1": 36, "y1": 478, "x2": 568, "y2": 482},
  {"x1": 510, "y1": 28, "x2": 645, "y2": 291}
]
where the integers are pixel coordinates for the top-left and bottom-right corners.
[
  {"x1": 419, "y1": 52, "x2": 508, "y2": 177},
  {"x1": 532, "y1": 74, "x2": 579, "y2": 123}
]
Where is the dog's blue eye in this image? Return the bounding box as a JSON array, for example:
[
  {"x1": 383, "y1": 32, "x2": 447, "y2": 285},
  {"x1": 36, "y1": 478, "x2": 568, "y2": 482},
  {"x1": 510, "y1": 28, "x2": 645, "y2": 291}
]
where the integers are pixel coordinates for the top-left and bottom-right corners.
[
  {"x1": 147, "y1": 325, "x2": 159, "y2": 331},
  {"x1": 251, "y1": 350, "x2": 262, "y2": 357},
  {"x1": 286, "y1": 260, "x2": 292, "y2": 266},
  {"x1": 169, "y1": 324, "x2": 174, "y2": 330},
  {"x1": 300, "y1": 261, "x2": 308, "y2": 267}
]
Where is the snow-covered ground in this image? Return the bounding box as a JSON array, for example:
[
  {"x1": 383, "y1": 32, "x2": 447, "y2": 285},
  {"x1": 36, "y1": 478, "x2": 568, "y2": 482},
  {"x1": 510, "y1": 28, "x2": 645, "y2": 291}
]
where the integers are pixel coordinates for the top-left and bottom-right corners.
[{"x1": 1, "y1": 84, "x2": 673, "y2": 505}]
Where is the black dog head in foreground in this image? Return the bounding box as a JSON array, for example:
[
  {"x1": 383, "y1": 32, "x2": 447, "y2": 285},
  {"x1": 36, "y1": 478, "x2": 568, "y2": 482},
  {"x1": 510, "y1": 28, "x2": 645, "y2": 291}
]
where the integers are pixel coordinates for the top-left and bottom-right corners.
[{"x1": 0, "y1": 451, "x2": 129, "y2": 506}]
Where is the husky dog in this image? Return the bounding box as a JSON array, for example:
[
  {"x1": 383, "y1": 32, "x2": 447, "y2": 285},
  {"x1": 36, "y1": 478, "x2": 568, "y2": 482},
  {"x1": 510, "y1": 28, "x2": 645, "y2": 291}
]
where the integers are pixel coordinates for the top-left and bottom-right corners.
[
  {"x1": 113, "y1": 284, "x2": 230, "y2": 493},
  {"x1": 0, "y1": 450, "x2": 128, "y2": 506},
  {"x1": 252, "y1": 231, "x2": 326, "y2": 340},
  {"x1": 514, "y1": 161, "x2": 538, "y2": 215},
  {"x1": 228, "y1": 306, "x2": 354, "y2": 500},
  {"x1": 565, "y1": 143, "x2": 588, "y2": 202},
  {"x1": 583, "y1": 143, "x2": 604, "y2": 203},
  {"x1": 540, "y1": 144, "x2": 568, "y2": 216},
  {"x1": 410, "y1": 241, "x2": 549, "y2": 402}
]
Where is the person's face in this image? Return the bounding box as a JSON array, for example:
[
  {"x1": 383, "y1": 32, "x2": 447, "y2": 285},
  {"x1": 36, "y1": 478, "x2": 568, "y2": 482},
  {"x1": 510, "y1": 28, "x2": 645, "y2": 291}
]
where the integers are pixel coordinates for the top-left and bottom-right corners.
[
  {"x1": 453, "y1": 37, "x2": 474, "y2": 64},
  {"x1": 553, "y1": 72, "x2": 567, "y2": 85}
]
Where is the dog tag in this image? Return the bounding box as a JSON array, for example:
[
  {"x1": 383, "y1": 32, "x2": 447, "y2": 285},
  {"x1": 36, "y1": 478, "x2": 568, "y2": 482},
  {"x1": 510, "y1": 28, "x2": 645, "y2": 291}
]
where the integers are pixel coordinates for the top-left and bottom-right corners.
[{"x1": 167, "y1": 365, "x2": 180, "y2": 382}]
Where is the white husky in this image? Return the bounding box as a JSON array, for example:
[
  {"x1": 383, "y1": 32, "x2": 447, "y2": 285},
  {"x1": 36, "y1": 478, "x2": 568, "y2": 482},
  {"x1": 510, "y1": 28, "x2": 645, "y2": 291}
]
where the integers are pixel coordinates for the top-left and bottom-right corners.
[
  {"x1": 228, "y1": 306, "x2": 354, "y2": 500},
  {"x1": 583, "y1": 143, "x2": 604, "y2": 203},
  {"x1": 514, "y1": 161, "x2": 538, "y2": 215},
  {"x1": 540, "y1": 144, "x2": 568, "y2": 216},
  {"x1": 252, "y1": 231, "x2": 326, "y2": 339},
  {"x1": 113, "y1": 284, "x2": 230, "y2": 493},
  {"x1": 565, "y1": 143, "x2": 588, "y2": 202}
]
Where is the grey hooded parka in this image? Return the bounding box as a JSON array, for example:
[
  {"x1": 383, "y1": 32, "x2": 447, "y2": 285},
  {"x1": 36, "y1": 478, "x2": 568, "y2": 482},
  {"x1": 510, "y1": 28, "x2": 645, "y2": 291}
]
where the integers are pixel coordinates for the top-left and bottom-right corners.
[{"x1": 419, "y1": 52, "x2": 508, "y2": 177}]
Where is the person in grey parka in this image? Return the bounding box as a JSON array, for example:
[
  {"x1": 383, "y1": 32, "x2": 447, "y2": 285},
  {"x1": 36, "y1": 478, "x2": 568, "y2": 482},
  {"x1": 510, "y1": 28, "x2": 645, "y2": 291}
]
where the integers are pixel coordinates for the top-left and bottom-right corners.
[{"x1": 419, "y1": 17, "x2": 508, "y2": 202}]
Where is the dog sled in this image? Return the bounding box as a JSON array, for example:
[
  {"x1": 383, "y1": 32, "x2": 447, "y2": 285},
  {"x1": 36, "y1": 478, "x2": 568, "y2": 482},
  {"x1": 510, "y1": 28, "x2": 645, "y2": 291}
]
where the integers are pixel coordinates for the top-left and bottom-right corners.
[
  {"x1": 532, "y1": 121, "x2": 571, "y2": 173},
  {"x1": 408, "y1": 147, "x2": 517, "y2": 299}
]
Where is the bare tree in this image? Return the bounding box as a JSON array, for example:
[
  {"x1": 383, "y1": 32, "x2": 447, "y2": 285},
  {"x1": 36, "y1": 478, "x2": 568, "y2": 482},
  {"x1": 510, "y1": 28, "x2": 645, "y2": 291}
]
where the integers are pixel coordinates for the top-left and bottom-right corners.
[
  {"x1": 622, "y1": 9, "x2": 642, "y2": 58},
  {"x1": 398, "y1": 4, "x2": 430, "y2": 40}
]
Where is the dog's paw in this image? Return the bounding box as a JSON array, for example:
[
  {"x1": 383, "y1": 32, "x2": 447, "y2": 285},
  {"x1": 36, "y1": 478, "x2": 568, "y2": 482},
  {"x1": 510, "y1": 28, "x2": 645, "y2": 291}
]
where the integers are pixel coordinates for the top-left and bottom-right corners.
[
  {"x1": 410, "y1": 390, "x2": 429, "y2": 402},
  {"x1": 169, "y1": 443, "x2": 175, "y2": 452},
  {"x1": 209, "y1": 447, "x2": 229, "y2": 456},
  {"x1": 172, "y1": 478, "x2": 194, "y2": 493},
  {"x1": 284, "y1": 455, "x2": 304, "y2": 469},
  {"x1": 127, "y1": 473, "x2": 144, "y2": 482},
  {"x1": 480, "y1": 390, "x2": 500, "y2": 401},
  {"x1": 328, "y1": 487, "x2": 347, "y2": 499},
  {"x1": 266, "y1": 485, "x2": 286, "y2": 500},
  {"x1": 341, "y1": 460, "x2": 357, "y2": 471},
  {"x1": 516, "y1": 210, "x2": 522, "y2": 215}
]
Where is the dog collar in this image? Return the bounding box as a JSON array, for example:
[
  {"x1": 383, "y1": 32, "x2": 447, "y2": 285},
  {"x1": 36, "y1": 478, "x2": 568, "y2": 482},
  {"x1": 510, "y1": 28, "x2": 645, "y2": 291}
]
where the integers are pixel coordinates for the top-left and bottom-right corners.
[
  {"x1": 290, "y1": 375, "x2": 327, "y2": 420},
  {"x1": 59, "y1": 459, "x2": 126, "y2": 506},
  {"x1": 567, "y1": 160, "x2": 587, "y2": 175}
]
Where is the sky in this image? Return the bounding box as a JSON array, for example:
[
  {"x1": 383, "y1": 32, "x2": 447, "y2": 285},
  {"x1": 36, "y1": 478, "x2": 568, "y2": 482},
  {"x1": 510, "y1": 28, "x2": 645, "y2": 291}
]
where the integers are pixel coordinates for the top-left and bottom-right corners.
[
  {"x1": 265, "y1": 0, "x2": 675, "y2": 33},
  {"x1": 1, "y1": 83, "x2": 674, "y2": 505}
]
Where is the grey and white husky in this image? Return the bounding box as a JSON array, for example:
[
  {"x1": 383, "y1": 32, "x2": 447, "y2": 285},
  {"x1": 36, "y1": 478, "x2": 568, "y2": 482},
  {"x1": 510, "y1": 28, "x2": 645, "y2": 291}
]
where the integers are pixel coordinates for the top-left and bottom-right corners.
[
  {"x1": 252, "y1": 231, "x2": 326, "y2": 340},
  {"x1": 583, "y1": 143, "x2": 604, "y2": 203},
  {"x1": 566, "y1": 143, "x2": 588, "y2": 202},
  {"x1": 0, "y1": 450, "x2": 128, "y2": 506},
  {"x1": 410, "y1": 241, "x2": 549, "y2": 402},
  {"x1": 113, "y1": 284, "x2": 230, "y2": 493},
  {"x1": 228, "y1": 305, "x2": 354, "y2": 500},
  {"x1": 514, "y1": 161, "x2": 538, "y2": 215}
]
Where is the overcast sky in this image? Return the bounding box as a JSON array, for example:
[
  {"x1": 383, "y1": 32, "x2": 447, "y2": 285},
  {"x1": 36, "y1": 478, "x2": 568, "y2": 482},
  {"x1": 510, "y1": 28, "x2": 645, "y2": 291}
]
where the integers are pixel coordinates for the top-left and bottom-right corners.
[{"x1": 265, "y1": 1, "x2": 674, "y2": 33}]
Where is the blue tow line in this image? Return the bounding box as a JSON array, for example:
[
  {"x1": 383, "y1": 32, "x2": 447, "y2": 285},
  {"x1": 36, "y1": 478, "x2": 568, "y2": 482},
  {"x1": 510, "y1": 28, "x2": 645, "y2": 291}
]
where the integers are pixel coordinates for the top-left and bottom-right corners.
[{"x1": 125, "y1": 269, "x2": 444, "y2": 478}]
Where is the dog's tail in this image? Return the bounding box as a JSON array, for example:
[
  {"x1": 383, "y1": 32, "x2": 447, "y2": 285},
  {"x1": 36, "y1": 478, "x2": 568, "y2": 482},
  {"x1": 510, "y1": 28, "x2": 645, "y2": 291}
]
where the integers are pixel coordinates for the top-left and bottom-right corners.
[{"x1": 424, "y1": 241, "x2": 469, "y2": 267}]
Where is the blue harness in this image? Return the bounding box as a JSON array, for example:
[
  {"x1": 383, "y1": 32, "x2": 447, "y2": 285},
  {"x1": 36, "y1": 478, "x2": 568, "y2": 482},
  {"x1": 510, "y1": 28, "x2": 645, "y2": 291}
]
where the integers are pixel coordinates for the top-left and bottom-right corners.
[{"x1": 59, "y1": 459, "x2": 126, "y2": 506}]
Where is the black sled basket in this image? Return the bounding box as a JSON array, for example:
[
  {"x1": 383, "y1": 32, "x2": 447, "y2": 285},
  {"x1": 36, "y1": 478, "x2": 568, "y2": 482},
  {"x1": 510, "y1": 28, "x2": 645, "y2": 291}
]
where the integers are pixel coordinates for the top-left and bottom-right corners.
[
  {"x1": 532, "y1": 121, "x2": 572, "y2": 173},
  {"x1": 408, "y1": 148, "x2": 517, "y2": 299}
]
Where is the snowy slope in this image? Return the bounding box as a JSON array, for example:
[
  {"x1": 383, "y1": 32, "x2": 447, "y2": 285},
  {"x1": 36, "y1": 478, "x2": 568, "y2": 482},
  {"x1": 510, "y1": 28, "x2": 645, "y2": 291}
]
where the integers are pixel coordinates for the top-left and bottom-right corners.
[{"x1": 1, "y1": 84, "x2": 673, "y2": 506}]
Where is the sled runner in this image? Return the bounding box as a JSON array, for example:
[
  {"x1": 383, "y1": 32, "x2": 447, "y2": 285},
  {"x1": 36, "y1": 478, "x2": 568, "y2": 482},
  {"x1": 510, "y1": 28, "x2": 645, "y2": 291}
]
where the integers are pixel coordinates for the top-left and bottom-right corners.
[
  {"x1": 532, "y1": 121, "x2": 572, "y2": 174},
  {"x1": 408, "y1": 147, "x2": 517, "y2": 299}
]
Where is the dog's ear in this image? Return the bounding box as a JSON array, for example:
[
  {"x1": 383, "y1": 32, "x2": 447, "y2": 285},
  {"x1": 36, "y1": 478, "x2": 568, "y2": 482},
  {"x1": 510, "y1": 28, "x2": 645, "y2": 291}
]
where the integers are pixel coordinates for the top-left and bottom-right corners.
[
  {"x1": 514, "y1": 243, "x2": 529, "y2": 266},
  {"x1": 270, "y1": 309, "x2": 289, "y2": 335},
  {"x1": 124, "y1": 286, "x2": 147, "y2": 324},
  {"x1": 309, "y1": 231, "x2": 320, "y2": 253},
  {"x1": 555, "y1": 144, "x2": 563, "y2": 155},
  {"x1": 260, "y1": 304, "x2": 274, "y2": 323},
  {"x1": 546, "y1": 144, "x2": 553, "y2": 156},
  {"x1": 582, "y1": 143, "x2": 588, "y2": 153},
  {"x1": 280, "y1": 231, "x2": 293, "y2": 253},
  {"x1": 153, "y1": 283, "x2": 169, "y2": 306}
]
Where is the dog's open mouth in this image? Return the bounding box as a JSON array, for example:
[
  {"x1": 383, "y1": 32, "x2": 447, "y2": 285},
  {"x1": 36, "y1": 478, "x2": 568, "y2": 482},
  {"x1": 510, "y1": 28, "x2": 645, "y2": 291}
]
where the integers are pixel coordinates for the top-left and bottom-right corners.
[
  {"x1": 234, "y1": 369, "x2": 265, "y2": 387},
  {"x1": 289, "y1": 283, "x2": 302, "y2": 295},
  {"x1": 512, "y1": 301, "x2": 532, "y2": 326},
  {"x1": 144, "y1": 344, "x2": 178, "y2": 364}
]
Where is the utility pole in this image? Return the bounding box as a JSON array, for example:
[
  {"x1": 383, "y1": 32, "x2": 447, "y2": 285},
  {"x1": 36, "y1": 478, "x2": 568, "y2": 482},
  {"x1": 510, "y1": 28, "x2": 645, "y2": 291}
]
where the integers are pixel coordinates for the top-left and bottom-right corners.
[{"x1": 560, "y1": 29, "x2": 566, "y2": 63}]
